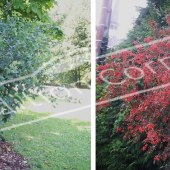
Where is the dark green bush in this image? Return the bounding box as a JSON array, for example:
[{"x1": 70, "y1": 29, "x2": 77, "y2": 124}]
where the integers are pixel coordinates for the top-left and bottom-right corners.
[{"x1": 96, "y1": 86, "x2": 166, "y2": 170}]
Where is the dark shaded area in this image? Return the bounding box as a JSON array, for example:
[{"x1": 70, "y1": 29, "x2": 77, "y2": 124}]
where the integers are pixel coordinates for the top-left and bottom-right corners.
[{"x1": 0, "y1": 138, "x2": 30, "y2": 170}]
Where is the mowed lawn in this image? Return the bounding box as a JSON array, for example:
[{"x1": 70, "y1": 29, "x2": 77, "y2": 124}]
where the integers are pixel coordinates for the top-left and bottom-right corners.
[{"x1": 1, "y1": 110, "x2": 91, "y2": 170}]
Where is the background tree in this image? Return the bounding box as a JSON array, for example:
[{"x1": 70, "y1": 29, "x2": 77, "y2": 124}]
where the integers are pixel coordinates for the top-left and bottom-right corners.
[
  {"x1": 48, "y1": 0, "x2": 91, "y2": 88},
  {"x1": 117, "y1": 0, "x2": 170, "y2": 50}
]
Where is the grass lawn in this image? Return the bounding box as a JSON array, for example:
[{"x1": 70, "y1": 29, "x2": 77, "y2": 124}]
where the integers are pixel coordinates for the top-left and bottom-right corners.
[
  {"x1": 22, "y1": 95, "x2": 68, "y2": 107},
  {"x1": 1, "y1": 110, "x2": 91, "y2": 170},
  {"x1": 22, "y1": 95, "x2": 80, "y2": 108}
]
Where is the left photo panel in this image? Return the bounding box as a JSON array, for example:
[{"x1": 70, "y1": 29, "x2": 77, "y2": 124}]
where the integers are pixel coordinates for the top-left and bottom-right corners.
[{"x1": 0, "y1": 0, "x2": 91, "y2": 169}]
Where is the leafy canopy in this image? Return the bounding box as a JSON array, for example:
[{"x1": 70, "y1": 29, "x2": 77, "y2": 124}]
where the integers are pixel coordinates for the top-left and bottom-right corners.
[{"x1": 0, "y1": 0, "x2": 57, "y2": 22}]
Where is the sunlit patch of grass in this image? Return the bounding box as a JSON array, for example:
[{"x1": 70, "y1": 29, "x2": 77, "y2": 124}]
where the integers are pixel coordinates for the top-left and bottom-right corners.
[
  {"x1": 1, "y1": 110, "x2": 91, "y2": 170},
  {"x1": 22, "y1": 95, "x2": 68, "y2": 107}
]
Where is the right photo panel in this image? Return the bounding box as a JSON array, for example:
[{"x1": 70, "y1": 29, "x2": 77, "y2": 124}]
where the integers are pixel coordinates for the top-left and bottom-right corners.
[{"x1": 96, "y1": 0, "x2": 170, "y2": 170}]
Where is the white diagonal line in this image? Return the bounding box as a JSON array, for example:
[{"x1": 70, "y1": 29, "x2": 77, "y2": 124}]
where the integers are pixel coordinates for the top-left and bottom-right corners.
[
  {"x1": 0, "y1": 104, "x2": 91, "y2": 131},
  {"x1": 1, "y1": 81, "x2": 170, "y2": 131},
  {"x1": 97, "y1": 36, "x2": 170, "y2": 60},
  {"x1": 96, "y1": 82, "x2": 170, "y2": 106}
]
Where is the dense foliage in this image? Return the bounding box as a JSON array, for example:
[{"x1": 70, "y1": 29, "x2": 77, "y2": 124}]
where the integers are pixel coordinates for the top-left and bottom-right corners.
[
  {"x1": 96, "y1": 16, "x2": 170, "y2": 170},
  {"x1": 0, "y1": 0, "x2": 63, "y2": 128},
  {"x1": 50, "y1": 0, "x2": 91, "y2": 87},
  {"x1": 0, "y1": 17, "x2": 62, "y2": 125},
  {"x1": 56, "y1": 18, "x2": 91, "y2": 87},
  {"x1": 0, "y1": 0, "x2": 57, "y2": 22},
  {"x1": 117, "y1": 0, "x2": 170, "y2": 50}
]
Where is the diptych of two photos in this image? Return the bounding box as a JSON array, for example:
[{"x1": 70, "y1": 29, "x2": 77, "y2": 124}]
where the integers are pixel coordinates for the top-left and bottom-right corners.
[{"x1": 0, "y1": 0, "x2": 170, "y2": 169}]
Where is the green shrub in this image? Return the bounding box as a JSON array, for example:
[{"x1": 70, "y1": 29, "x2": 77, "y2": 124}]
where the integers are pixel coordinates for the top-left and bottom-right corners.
[{"x1": 0, "y1": 16, "x2": 61, "y2": 125}]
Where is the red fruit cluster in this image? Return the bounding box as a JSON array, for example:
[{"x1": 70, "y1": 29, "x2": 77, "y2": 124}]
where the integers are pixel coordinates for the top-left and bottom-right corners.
[{"x1": 97, "y1": 17, "x2": 170, "y2": 161}]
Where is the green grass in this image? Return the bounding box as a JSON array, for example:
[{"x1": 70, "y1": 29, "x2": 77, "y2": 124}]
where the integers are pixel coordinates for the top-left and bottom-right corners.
[
  {"x1": 1, "y1": 110, "x2": 91, "y2": 170},
  {"x1": 22, "y1": 95, "x2": 79, "y2": 107},
  {"x1": 22, "y1": 95, "x2": 68, "y2": 107}
]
